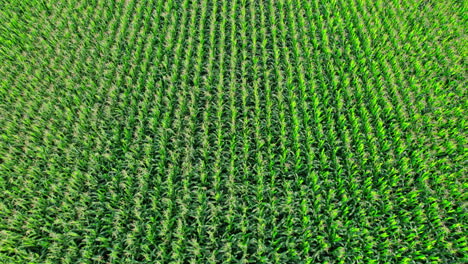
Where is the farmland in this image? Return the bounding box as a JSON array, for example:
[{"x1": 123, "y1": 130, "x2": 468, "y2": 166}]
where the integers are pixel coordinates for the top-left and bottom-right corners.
[{"x1": 0, "y1": 0, "x2": 466, "y2": 263}]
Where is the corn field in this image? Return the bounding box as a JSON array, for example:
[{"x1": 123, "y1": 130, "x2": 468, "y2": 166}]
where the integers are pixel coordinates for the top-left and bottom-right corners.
[{"x1": 0, "y1": 0, "x2": 466, "y2": 263}]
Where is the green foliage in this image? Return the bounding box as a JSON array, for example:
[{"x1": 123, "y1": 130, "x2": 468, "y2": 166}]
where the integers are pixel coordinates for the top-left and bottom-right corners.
[{"x1": 0, "y1": 0, "x2": 466, "y2": 263}]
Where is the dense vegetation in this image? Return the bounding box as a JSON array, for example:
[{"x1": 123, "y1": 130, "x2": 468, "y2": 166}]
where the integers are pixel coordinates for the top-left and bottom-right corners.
[{"x1": 0, "y1": 0, "x2": 466, "y2": 263}]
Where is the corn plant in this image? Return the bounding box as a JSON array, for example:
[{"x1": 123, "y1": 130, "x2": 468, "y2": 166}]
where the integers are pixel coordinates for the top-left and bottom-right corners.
[{"x1": 0, "y1": 0, "x2": 466, "y2": 263}]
